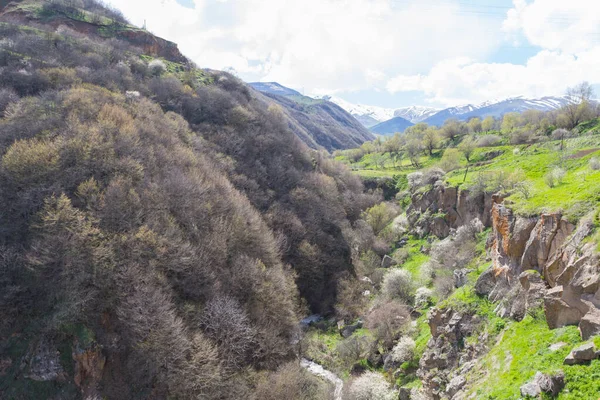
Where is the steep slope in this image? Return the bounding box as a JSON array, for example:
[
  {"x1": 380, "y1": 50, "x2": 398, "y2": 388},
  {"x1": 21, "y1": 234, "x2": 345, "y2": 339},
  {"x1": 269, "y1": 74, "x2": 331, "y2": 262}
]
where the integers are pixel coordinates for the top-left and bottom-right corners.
[
  {"x1": 250, "y1": 83, "x2": 375, "y2": 151},
  {"x1": 369, "y1": 115, "x2": 414, "y2": 135},
  {"x1": 0, "y1": 0, "x2": 186, "y2": 62},
  {"x1": 0, "y1": 2, "x2": 381, "y2": 399}
]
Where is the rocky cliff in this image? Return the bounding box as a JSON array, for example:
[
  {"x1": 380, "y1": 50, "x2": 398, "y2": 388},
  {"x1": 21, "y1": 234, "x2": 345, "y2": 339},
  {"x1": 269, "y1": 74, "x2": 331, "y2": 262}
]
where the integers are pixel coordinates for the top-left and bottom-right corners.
[
  {"x1": 0, "y1": 0, "x2": 187, "y2": 63},
  {"x1": 476, "y1": 203, "x2": 600, "y2": 339},
  {"x1": 407, "y1": 185, "x2": 496, "y2": 238}
]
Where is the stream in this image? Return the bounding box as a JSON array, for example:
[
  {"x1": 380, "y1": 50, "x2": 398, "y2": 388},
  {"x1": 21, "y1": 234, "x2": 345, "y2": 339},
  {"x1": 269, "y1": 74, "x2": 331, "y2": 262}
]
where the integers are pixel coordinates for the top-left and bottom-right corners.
[
  {"x1": 298, "y1": 315, "x2": 344, "y2": 400},
  {"x1": 300, "y1": 358, "x2": 344, "y2": 400}
]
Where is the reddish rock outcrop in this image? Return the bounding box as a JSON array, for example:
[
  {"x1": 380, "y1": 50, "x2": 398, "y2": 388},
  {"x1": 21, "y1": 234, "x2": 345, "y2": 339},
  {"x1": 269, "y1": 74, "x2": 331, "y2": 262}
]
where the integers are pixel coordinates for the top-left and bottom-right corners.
[
  {"x1": 479, "y1": 201, "x2": 600, "y2": 339},
  {"x1": 72, "y1": 340, "x2": 106, "y2": 398}
]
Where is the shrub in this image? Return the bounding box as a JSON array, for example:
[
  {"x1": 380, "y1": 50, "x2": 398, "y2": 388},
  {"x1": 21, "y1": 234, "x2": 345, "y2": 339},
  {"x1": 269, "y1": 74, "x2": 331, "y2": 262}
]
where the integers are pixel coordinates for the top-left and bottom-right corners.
[
  {"x1": 148, "y1": 59, "x2": 167, "y2": 76},
  {"x1": 347, "y1": 371, "x2": 397, "y2": 400},
  {"x1": 254, "y1": 362, "x2": 330, "y2": 400},
  {"x1": 337, "y1": 335, "x2": 372, "y2": 369},
  {"x1": 363, "y1": 202, "x2": 399, "y2": 235},
  {"x1": 389, "y1": 336, "x2": 416, "y2": 364},
  {"x1": 381, "y1": 269, "x2": 414, "y2": 303},
  {"x1": 590, "y1": 157, "x2": 600, "y2": 171},
  {"x1": 477, "y1": 134, "x2": 501, "y2": 147},
  {"x1": 366, "y1": 300, "x2": 411, "y2": 347},
  {"x1": 0, "y1": 88, "x2": 18, "y2": 117},
  {"x1": 544, "y1": 167, "x2": 566, "y2": 188},
  {"x1": 335, "y1": 276, "x2": 370, "y2": 320},
  {"x1": 407, "y1": 171, "x2": 424, "y2": 191},
  {"x1": 414, "y1": 287, "x2": 433, "y2": 308}
]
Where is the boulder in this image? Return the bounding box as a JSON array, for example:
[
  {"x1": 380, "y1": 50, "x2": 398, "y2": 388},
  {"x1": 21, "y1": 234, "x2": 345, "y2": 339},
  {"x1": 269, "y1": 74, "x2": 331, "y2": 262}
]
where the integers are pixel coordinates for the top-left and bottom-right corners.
[
  {"x1": 579, "y1": 308, "x2": 600, "y2": 340},
  {"x1": 549, "y1": 342, "x2": 568, "y2": 352},
  {"x1": 544, "y1": 286, "x2": 583, "y2": 329},
  {"x1": 341, "y1": 320, "x2": 363, "y2": 338},
  {"x1": 454, "y1": 269, "x2": 471, "y2": 288},
  {"x1": 475, "y1": 266, "x2": 496, "y2": 296},
  {"x1": 381, "y1": 255, "x2": 396, "y2": 268},
  {"x1": 572, "y1": 343, "x2": 596, "y2": 360},
  {"x1": 396, "y1": 237, "x2": 409, "y2": 248},
  {"x1": 521, "y1": 371, "x2": 565, "y2": 397},
  {"x1": 564, "y1": 343, "x2": 597, "y2": 365},
  {"x1": 520, "y1": 379, "x2": 541, "y2": 398},
  {"x1": 446, "y1": 375, "x2": 466, "y2": 397}
]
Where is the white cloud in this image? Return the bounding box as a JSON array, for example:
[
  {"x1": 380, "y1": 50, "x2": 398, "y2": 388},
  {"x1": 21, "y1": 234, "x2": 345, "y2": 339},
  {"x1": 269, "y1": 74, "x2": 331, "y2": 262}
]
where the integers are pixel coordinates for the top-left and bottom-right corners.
[
  {"x1": 107, "y1": 0, "x2": 500, "y2": 96},
  {"x1": 503, "y1": 0, "x2": 600, "y2": 54},
  {"x1": 106, "y1": 0, "x2": 600, "y2": 107},
  {"x1": 386, "y1": 0, "x2": 600, "y2": 106}
]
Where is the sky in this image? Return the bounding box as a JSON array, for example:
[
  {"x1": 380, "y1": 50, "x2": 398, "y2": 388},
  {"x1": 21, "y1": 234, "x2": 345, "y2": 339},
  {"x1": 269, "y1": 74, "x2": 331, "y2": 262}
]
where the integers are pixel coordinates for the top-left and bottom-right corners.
[{"x1": 106, "y1": 0, "x2": 600, "y2": 109}]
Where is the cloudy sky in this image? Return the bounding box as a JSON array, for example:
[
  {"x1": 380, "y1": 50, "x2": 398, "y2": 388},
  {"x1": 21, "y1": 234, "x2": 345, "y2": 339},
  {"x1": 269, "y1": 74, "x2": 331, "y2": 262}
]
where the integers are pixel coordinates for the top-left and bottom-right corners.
[{"x1": 106, "y1": 0, "x2": 600, "y2": 108}]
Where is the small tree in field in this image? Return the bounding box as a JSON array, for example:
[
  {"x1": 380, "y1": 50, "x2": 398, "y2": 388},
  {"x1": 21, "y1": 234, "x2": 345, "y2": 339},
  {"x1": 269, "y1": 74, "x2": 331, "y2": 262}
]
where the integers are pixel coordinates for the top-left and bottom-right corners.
[{"x1": 458, "y1": 136, "x2": 476, "y2": 162}]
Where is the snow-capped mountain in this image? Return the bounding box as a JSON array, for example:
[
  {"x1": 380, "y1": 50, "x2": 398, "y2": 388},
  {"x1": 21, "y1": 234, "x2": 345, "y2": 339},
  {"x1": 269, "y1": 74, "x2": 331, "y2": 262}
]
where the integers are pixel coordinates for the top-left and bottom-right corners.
[
  {"x1": 323, "y1": 96, "x2": 396, "y2": 127},
  {"x1": 423, "y1": 96, "x2": 574, "y2": 126},
  {"x1": 322, "y1": 96, "x2": 438, "y2": 127},
  {"x1": 393, "y1": 106, "x2": 439, "y2": 123}
]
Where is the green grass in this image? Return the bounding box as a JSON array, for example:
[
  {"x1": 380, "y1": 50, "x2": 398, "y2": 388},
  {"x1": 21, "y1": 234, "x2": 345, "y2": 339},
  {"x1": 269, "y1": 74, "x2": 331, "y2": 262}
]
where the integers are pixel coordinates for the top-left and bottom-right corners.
[
  {"x1": 397, "y1": 237, "x2": 430, "y2": 280},
  {"x1": 445, "y1": 139, "x2": 600, "y2": 218},
  {"x1": 465, "y1": 315, "x2": 600, "y2": 399}
]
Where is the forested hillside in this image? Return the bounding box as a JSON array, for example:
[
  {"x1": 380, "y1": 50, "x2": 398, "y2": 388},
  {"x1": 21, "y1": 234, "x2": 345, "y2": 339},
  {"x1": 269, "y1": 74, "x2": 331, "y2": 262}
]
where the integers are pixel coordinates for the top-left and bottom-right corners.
[{"x1": 0, "y1": 1, "x2": 382, "y2": 398}]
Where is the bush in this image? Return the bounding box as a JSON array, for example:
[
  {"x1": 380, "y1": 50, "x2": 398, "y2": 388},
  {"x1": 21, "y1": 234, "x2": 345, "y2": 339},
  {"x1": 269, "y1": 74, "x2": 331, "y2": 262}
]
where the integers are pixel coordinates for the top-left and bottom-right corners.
[
  {"x1": 254, "y1": 362, "x2": 330, "y2": 400},
  {"x1": 381, "y1": 269, "x2": 414, "y2": 303},
  {"x1": 335, "y1": 276, "x2": 370, "y2": 320},
  {"x1": 477, "y1": 134, "x2": 502, "y2": 147},
  {"x1": 363, "y1": 202, "x2": 399, "y2": 235},
  {"x1": 337, "y1": 335, "x2": 372, "y2": 369},
  {"x1": 0, "y1": 88, "x2": 18, "y2": 117},
  {"x1": 366, "y1": 300, "x2": 411, "y2": 347},
  {"x1": 347, "y1": 371, "x2": 397, "y2": 400},
  {"x1": 590, "y1": 157, "x2": 600, "y2": 171},
  {"x1": 414, "y1": 287, "x2": 433, "y2": 308},
  {"x1": 389, "y1": 336, "x2": 416, "y2": 364},
  {"x1": 544, "y1": 167, "x2": 566, "y2": 188},
  {"x1": 148, "y1": 59, "x2": 167, "y2": 76}
]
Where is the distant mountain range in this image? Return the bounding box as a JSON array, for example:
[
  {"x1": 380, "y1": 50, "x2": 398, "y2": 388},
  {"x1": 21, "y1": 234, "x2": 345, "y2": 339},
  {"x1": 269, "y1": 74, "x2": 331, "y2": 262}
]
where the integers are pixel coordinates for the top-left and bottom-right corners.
[
  {"x1": 249, "y1": 82, "x2": 576, "y2": 137},
  {"x1": 322, "y1": 96, "x2": 437, "y2": 126},
  {"x1": 248, "y1": 82, "x2": 375, "y2": 150},
  {"x1": 421, "y1": 96, "x2": 573, "y2": 126},
  {"x1": 369, "y1": 116, "x2": 414, "y2": 136}
]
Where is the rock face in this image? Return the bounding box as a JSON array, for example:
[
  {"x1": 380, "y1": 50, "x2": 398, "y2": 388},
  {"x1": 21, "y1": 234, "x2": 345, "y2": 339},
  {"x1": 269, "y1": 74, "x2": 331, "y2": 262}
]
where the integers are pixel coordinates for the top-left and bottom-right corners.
[
  {"x1": 407, "y1": 185, "x2": 496, "y2": 238},
  {"x1": 418, "y1": 308, "x2": 483, "y2": 399},
  {"x1": 72, "y1": 340, "x2": 106, "y2": 398},
  {"x1": 478, "y1": 202, "x2": 600, "y2": 337}
]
